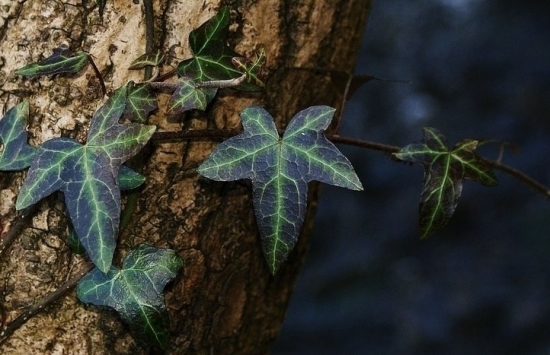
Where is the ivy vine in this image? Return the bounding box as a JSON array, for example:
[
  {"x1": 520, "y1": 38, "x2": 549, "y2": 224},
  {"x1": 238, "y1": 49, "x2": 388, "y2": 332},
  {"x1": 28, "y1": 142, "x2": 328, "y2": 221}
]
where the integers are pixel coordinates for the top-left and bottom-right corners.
[{"x1": 0, "y1": 5, "x2": 548, "y2": 350}]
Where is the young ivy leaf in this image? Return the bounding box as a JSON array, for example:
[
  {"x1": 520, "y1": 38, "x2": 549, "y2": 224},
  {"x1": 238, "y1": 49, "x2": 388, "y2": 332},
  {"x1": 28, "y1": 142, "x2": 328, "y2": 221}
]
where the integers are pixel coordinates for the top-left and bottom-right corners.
[
  {"x1": 123, "y1": 81, "x2": 158, "y2": 123},
  {"x1": 393, "y1": 127, "x2": 498, "y2": 239},
  {"x1": 198, "y1": 106, "x2": 363, "y2": 274},
  {"x1": 177, "y1": 7, "x2": 261, "y2": 91},
  {"x1": 15, "y1": 45, "x2": 89, "y2": 77},
  {"x1": 0, "y1": 101, "x2": 37, "y2": 171},
  {"x1": 15, "y1": 84, "x2": 156, "y2": 273},
  {"x1": 167, "y1": 77, "x2": 217, "y2": 115},
  {"x1": 118, "y1": 164, "x2": 146, "y2": 191},
  {"x1": 77, "y1": 244, "x2": 183, "y2": 349},
  {"x1": 231, "y1": 47, "x2": 268, "y2": 87},
  {"x1": 128, "y1": 51, "x2": 166, "y2": 70}
]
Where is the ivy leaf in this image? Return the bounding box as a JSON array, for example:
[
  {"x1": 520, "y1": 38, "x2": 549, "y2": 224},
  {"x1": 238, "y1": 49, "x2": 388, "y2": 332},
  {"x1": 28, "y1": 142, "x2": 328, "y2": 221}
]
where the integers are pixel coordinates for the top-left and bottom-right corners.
[
  {"x1": 15, "y1": 45, "x2": 89, "y2": 77},
  {"x1": 0, "y1": 101, "x2": 37, "y2": 170},
  {"x1": 123, "y1": 81, "x2": 158, "y2": 123},
  {"x1": 77, "y1": 244, "x2": 183, "y2": 349},
  {"x1": 129, "y1": 51, "x2": 166, "y2": 69},
  {"x1": 394, "y1": 127, "x2": 498, "y2": 239},
  {"x1": 231, "y1": 47, "x2": 268, "y2": 87},
  {"x1": 68, "y1": 226, "x2": 85, "y2": 255},
  {"x1": 167, "y1": 77, "x2": 217, "y2": 115},
  {"x1": 198, "y1": 106, "x2": 363, "y2": 274},
  {"x1": 177, "y1": 7, "x2": 260, "y2": 91},
  {"x1": 15, "y1": 85, "x2": 156, "y2": 273},
  {"x1": 118, "y1": 165, "x2": 146, "y2": 190}
]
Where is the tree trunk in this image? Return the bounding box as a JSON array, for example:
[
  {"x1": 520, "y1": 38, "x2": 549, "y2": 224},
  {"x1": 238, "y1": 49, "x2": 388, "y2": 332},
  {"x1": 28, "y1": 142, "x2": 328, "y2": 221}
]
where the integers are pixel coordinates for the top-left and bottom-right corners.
[{"x1": 0, "y1": 1, "x2": 370, "y2": 354}]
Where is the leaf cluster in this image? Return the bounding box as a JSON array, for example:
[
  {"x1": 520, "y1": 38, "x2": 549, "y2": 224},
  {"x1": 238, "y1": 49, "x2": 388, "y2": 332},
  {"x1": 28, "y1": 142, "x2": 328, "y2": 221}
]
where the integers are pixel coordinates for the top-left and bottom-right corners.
[{"x1": 0, "y1": 5, "x2": 545, "y2": 351}]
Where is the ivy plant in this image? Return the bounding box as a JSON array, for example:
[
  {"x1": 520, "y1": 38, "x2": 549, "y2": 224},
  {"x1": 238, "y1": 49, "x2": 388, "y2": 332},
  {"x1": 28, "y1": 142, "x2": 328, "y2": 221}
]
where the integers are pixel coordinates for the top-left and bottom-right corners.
[
  {"x1": 0, "y1": 5, "x2": 548, "y2": 352},
  {"x1": 394, "y1": 127, "x2": 498, "y2": 238},
  {"x1": 0, "y1": 101, "x2": 36, "y2": 170},
  {"x1": 77, "y1": 244, "x2": 182, "y2": 349},
  {"x1": 198, "y1": 105, "x2": 363, "y2": 274},
  {"x1": 15, "y1": 83, "x2": 155, "y2": 273}
]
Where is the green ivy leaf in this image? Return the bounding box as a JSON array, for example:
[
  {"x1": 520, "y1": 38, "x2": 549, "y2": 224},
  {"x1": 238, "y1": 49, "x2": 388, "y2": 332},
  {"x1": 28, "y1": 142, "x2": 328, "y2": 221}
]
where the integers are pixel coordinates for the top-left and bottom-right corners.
[
  {"x1": 394, "y1": 127, "x2": 498, "y2": 239},
  {"x1": 129, "y1": 51, "x2": 166, "y2": 69},
  {"x1": 167, "y1": 77, "x2": 217, "y2": 115},
  {"x1": 0, "y1": 101, "x2": 37, "y2": 170},
  {"x1": 198, "y1": 106, "x2": 363, "y2": 274},
  {"x1": 123, "y1": 81, "x2": 158, "y2": 123},
  {"x1": 77, "y1": 244, "x2": 183, "y2": 349},
  {"x1": 177, "y1": 7, "x2": 260, "y2": 91},
  {"x1": 15, "y1": 45, "x2": 89, "y2": 77},
  {"x1": 118, "y1": 165, "x2": 146, "y2": 190},
  {"x1": 231, "y1": 47, "x2": 268, "y2": 87},
  {"x1": 15, "y1": 84, "x2": 156, "y2": 273}
]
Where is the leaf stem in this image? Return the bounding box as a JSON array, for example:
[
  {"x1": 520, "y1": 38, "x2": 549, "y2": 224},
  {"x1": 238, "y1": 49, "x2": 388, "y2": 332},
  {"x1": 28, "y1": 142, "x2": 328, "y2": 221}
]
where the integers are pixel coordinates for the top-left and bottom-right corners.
[
  {"x1": 479, "y1": 156, "x2": 550, "y2": 198},
  {"x1": 150, "y1": 129, "x2": 550, "y2": 199},
  {"x1": 86, "y1": 55, "x2": 106, "y2": 96},
  {"x1": 142, "y1": 0, "x2": 155, "y2": 80}
]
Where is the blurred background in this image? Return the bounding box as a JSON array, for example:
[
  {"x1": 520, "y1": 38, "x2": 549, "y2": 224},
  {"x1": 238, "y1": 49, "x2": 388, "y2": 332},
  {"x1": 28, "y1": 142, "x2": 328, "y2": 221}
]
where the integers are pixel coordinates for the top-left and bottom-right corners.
[{"x1": 272, "y1": 0, "x2": 550, "y2": 354}]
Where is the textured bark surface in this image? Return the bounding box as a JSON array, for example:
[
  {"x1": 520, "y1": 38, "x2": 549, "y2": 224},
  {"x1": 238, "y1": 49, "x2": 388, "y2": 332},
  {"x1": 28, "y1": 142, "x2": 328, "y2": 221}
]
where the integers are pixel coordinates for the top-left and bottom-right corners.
[{"x1": 0, "y1": 0, "x2": 370, "y2": 354}]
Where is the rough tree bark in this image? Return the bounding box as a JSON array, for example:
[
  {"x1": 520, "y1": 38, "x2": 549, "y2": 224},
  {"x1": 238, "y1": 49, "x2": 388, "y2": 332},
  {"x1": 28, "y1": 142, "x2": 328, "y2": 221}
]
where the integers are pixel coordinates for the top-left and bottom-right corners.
[{"x1": 0, "y1": 0, "x2": 370, "y2": 354}]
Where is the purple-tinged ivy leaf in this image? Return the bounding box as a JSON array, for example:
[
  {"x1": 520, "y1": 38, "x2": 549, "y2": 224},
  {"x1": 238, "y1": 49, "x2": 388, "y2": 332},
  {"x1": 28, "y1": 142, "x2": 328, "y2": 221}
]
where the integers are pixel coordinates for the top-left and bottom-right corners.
[
  {"x1": 16, "y1": 83, "x2": 155, "y2": 272},
  {"x1": 198, "y1": 106, "x2": 363, "y2": 274}
]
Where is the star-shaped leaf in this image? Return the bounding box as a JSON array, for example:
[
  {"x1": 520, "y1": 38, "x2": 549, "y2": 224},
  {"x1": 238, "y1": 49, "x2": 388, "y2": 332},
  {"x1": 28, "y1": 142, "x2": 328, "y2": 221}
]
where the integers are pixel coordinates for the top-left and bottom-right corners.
[
  {"x1": 198, "y1": 106, "x2": 363, "y2": 274},
  {"x1": 123, "y1": 81, "x2": 158, "y2": 123},
  {"x1": 77, "y1": 244, "x2": 183, "y2": 349},
  {"x1": 167, "y1": 77, "x2": 217, "y2": 115},
  {"x1": 15, "y1": 45, "x2": 89, "y2": 77},
  {"x1": 177, "y1": 7, "x2": 261, "y2": 91},
  {"x1": 393, "y1": 127, "x2": 498, "y2": 239},
  {"x1": 0, "y1": 101, "x2": 37, "y2": 170},
  {"x1": 16, "y1": 84, "x2": 156, "y2": 272}
]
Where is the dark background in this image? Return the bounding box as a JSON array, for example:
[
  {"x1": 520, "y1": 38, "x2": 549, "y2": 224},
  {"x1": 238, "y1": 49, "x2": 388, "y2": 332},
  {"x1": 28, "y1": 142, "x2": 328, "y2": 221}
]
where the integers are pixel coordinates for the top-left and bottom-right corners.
[{"x1": 272, "y1": 1, "x2": 550, "y2": 354}]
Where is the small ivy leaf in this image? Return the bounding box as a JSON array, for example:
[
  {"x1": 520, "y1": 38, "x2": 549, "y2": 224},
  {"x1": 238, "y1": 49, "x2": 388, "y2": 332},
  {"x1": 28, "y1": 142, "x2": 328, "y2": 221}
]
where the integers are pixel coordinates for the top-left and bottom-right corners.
[
  {"x1": 198, "y1": 106, "x2": 363, "y2": 274},
  {"x1": 394, "y1": 127, "x2": 498, "y2": 239},
  {"x1": 128, "y1": 51, "x2": 166, "y2": 69},
  {"x1": 16, "y1": 88, "x2": 156, "y2": 273},
  {"x1": 77, "y1": 244, "x2": 183, "y2": 349},
  {"x1": 0, "y1": 101, "x2": 37, "y2": 171},
  {"x1": 15, "y1": 45, "x2": 89, "y2": 77},
  {"x1": 167, "y1": 77, "x2": 217, "y2": 114},
  {"x1": 231, "y1": 47, "x2": 268, "y2": 87},
  {"x1": 118, "y1": 165, "x2": 146, "y2": 190},
  {"x1": 177, "y1": 7, "x2": 261, "y2": 91},
  {"x1": 123, "y1": 81, "x2": 158, "y2": 123}
]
